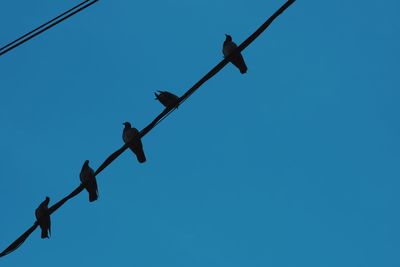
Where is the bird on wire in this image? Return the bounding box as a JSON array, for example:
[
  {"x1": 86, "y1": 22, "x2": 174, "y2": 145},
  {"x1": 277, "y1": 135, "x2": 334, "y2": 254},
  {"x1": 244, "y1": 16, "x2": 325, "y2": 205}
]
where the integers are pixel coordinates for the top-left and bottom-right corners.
[
  {"x1": 0, "y1": 0, "x2": 296, "y2": 258},
  {"x1": 80, "y1": 160, "x2": 99, "y2": 202},
  {"x1": 223, "y1": 34, "x2": 248, "y2": 74},
  {"x1": 122, "y1": 122, "x2": 146, "y2": 163},
  {"x1": 35, "y1": 197, "x2": 51, "y2": 239},
  {"x1": 154, "y1": 90, "x2": 180, "y2": 109}
]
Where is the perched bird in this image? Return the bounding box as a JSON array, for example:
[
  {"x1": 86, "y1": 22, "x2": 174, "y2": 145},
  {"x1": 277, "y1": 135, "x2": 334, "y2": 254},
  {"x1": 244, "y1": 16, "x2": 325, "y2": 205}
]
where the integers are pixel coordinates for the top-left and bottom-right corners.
[
  {"x1": 154, "y1": 90, "x2": 180, "y2": 109},
  {"x1": 222, "y1": 34, "x2": 248, "y2": 74},
  {"x1": 35, "y1": 197, "x2": 51, "y2": 239},
  {"x1": 80, "y1": 160, "x2": 99, "y2": 202},
  {"x1": 122, "y1": 122, "x2": 146, "y2": 163}
]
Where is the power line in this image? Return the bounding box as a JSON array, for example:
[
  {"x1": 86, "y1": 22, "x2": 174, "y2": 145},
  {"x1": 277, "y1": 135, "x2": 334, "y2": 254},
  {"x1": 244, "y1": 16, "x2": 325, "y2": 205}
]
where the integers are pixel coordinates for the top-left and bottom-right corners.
[
  {"x1": 0, "y1": 0, "x2": 296, "y2": 258},
  {"x1": 0, "y1": 0, "x2": 98, "y2": 57},
  {"x1": 95, "y1": 0, "x2": 296, "y2": 176}
]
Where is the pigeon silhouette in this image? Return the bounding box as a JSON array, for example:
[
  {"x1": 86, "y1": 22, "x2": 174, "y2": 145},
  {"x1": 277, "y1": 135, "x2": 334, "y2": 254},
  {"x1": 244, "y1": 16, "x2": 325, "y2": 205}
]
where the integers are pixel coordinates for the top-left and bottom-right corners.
[
  {"x1": 223, "y1": 34, "x2": 247, "y2": 74},
  {"x1": 122, "y1": 122, "x2": 146, "y2": 163},
  {"x1": 80, "y1": 160, "x2": 99, "y2": 202},
  {"x1": 35, "y1": 197, "x2": 51, "y2": 239},
  {"x1": 154, "y1": 91, "x2": 180, "y2": 109}
]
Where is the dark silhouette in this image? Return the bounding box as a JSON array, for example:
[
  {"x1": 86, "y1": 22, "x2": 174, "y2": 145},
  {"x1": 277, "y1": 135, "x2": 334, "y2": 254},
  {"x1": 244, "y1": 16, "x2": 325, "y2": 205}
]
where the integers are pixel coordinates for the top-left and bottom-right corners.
[
  {"x1": 175, "y1": 0, "x2": 296, "y2": 110},
  {"x1": 223, "y1": 34, "x2": 248, "y2": 74},
  {"x1": 80, "y1": 160, "x2": 99, "y2": 202},
  {"x1": 0, "y1": 0, "x2": 296, "y2": 258},
  {"x1": 35, "y1": 197, "x2": 51, "y2": 239},
  {"x1": 0, "y1": 185, "x2": 85, "y2": 258},
  {"x1": 154, "y1": 91, "x2": 180, "y2": 109},
  {"x1": 123, "y1": 122, "x2": 146, "y2": 163}
]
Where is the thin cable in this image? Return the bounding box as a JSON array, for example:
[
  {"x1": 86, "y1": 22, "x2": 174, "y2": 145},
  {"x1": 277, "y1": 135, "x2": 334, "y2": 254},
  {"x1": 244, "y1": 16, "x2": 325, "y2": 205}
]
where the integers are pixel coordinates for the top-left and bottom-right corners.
[
  {"x1": 94, "y1": 0, "x2": 296, "y2": 191},
  {"x1": 0, "y1": 0, "x2": 91, "y2": 53},
  {"x1": 0, "y1": 0, "x2": 98, "y2": 57},
  {"x1": 141, "y1": 0, "x2": 297, "y2": 136},
  {"x1": 0, "y1": 0, "x2": 296, "y2": 258}
]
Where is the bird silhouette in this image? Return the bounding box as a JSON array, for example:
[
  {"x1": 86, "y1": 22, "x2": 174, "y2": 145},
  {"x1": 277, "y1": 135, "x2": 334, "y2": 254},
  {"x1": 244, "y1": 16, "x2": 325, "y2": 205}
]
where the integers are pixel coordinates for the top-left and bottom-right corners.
[
  {"x1": 35, "y1": 197, "x2": 51, "y2": 239},
  {"x1": 122, "y1": 122, "x2": 146, "y2": 163},
  {"x1": 80, "y1": 160, "x2": 99, "y2": 202},
  {"x1": 223, "y1": 34, "x2": 247, "y2": 74},
  {"x1": 154, "y1": 91, "x2": 180, "y2": 109}
]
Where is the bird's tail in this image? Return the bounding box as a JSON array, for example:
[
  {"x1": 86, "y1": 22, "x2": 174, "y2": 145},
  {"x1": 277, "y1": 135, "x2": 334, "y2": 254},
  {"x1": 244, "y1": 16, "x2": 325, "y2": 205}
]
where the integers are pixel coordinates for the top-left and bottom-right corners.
[
  {"x1": 238, "y1": 58, "x2": 247, "y2": 74},
  {"x1": 89, "y1": 190, "x2": 98, "y2": 202},
  {"x1": 136, "y1": 150, "x2": 146, "y2": 163},
  {"x1": 232, "y1": 54, "x2": 247, "y2": 74},
  {"x1": 41, "y1": 229, "x2": 49, "y2": 239},
  {"x1": 130, "y1": 146, "x2": 146, "y2": 163}
]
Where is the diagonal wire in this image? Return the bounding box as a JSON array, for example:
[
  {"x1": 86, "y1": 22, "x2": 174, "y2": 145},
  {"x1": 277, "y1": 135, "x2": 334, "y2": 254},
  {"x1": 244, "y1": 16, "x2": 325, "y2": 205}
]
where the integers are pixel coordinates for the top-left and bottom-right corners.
[
  {"x1": 0, "y1": 185, "x2": 86, "y2": 258},
  {"x1": 96, "y1": 0, "x2": 297, "y2": 173},
  {"x1": 0, "y1": 0, "x2": 91, "y2": 53},
  {"x1": 140, "y1": 0, "x2": 297, "y2": 137},
  {"x1": 0, "y1": 0, "x2": 296, "y2": 258},
  {"x1": 0, "y1": 0, "x2": 98, "y2": 57}
]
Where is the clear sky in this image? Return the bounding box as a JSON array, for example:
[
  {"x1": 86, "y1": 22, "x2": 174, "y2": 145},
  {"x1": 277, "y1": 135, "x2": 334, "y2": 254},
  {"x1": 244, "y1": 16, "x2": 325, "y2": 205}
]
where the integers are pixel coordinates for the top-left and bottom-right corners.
[{"x1": 1, "y1": 0, "x2": 399, "y2": 266}]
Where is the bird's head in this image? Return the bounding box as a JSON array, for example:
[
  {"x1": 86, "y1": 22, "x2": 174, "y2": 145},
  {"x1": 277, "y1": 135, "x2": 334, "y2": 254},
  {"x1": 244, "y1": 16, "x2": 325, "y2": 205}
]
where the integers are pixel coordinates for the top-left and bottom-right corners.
[
  {"x1": 225, "y1": 34, "x2": 232, "y2": 41},
  {"x1": 81, "y1": 160, "x2": 89, "y2": 173},
  {"x1": 123, "y1": 122, "x2": 131, "y2": 128},
  {"x1": 44, "y1": 196, "x2": 50, "y2": 204}
]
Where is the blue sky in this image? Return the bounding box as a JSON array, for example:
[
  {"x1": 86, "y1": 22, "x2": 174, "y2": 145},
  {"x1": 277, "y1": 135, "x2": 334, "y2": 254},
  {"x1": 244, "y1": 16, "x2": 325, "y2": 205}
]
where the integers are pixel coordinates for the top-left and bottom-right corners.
[{"x1": 1, "y1": 0, "x2": 399, "y2": 266}]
